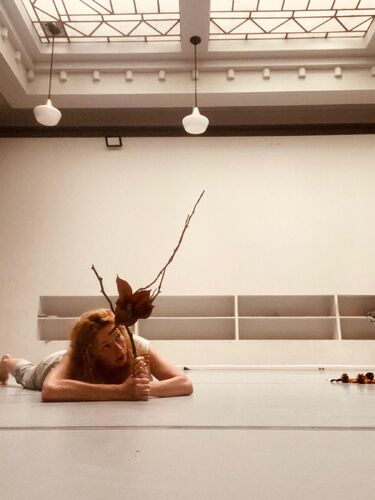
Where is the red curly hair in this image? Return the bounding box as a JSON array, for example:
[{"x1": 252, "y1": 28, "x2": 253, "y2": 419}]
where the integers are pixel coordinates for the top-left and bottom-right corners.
[{"x1": 68, "y1": 308, "x2": 134, "y2": 383}]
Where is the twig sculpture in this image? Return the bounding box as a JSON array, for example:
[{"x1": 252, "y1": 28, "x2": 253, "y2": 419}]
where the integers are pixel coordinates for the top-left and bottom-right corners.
[{"x1": 92, "y1": 191, "x2": 205, "y2": 357}]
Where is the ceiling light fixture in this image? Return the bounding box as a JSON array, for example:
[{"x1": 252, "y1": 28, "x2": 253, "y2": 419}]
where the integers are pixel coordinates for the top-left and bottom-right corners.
[
  {"x1": 182, "y1": 36, "x2": 209, "y2": 135},
  {"x1": 33, "y1": 22, "x2": 62, "y2": 127}
]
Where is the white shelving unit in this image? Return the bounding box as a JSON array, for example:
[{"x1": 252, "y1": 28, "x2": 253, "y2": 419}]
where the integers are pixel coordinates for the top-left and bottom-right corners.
[
  {"x1": 237, "y1": 295, "x2": 338, "y2": 340},
  {"x1": 338, "y1": 295, "x2": 375, "y2": 340},
  {"x1": 38, "y1": 296, "x2": 119, "y2": 342},
  {"x1": 37, "y1": 294, "x2": 375, "y2": 365},
  {"x1": 137, "y1": 296, "x2": 235, "y2": 340}
]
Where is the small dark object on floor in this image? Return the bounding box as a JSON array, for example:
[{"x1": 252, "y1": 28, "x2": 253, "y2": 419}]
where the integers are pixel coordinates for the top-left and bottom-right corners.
[
  {"x1": 330, "y1": 373, "x2": 349, "y2": 383},
  {"x1": 357, "y1": 374, "x2": 366, "y2": 384},
  {"x1": 330, "y1": 372, "x2": 375, "y2": 384}
]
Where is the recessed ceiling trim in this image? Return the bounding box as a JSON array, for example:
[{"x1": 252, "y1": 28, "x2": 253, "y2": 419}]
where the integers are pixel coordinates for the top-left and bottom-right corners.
[{"x1": 29, "y1": 56, "x2": 375, "y2": 73}]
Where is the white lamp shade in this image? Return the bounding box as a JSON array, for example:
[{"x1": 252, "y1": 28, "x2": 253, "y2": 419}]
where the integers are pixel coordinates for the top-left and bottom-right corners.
[
  {"x1": 33, "y1": 98, "x2": 62, "y2": 126},
  {"x1": 182, "y1": 106, "x2": 209, "y2": 135}
]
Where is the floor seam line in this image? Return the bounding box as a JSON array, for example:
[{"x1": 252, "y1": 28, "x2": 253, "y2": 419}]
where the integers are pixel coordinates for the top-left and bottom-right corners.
[{"x1": 1, "y1": 425, "x2": 375, "y2": 431}]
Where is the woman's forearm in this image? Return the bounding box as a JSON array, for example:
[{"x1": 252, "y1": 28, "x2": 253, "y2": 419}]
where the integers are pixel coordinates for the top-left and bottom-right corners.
[
  {"x1": 41, "y1": 379, "x2": 122, "y2": 402},
  {"x1": 149, "y1": 376, "x2": 193, "y2": 397}
]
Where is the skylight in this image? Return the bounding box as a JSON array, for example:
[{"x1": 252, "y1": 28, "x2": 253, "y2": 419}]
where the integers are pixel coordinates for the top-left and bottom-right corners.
[
  {"x1": 21, "y1": 0, "x2": 180, "y2": 43},
  {"x1": 210, "y1": 0, "x2": 375, "y2": 40}
]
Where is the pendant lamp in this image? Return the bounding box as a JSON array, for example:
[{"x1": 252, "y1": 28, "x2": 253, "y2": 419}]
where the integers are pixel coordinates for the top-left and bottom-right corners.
[
  {"x1": 182, "y1": 36, "x2": 209, "y2": 135},
  {"x1": 33, "y1": 22, "x2": 62, "y2": 127}
]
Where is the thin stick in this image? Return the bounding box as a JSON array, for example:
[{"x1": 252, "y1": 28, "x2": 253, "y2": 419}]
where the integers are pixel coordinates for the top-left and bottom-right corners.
[
  {"x1": 91, "y1": 264, "x2": 116, "y2": 314},
  {"x1": 125, "y1": 325, "x2": 138, "y2": 358},
  {"x1": 151, "y1": 268, "x2": 166, "y2": 300},
  {"x1": 138, "y1": 190, "x2": 205, "y2": 296}
]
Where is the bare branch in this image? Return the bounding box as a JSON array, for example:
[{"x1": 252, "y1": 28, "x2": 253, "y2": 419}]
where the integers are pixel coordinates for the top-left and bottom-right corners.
[
  {"x1": 91, "y1": 264, "x2": 116, "y2": 314},
  {"x1": 124, "y1": 325, "x2": 138, "y2": 357},
  {"x1": 137, "y1": 190, "x2": 205, "y2": 296},
  {"x1": 151, "y1": 268, "x2": 166, "y2": 300}
]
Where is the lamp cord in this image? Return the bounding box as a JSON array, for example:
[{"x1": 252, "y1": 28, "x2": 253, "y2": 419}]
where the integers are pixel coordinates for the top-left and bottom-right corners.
[
  {"x1": 194, "y1": 43, "x2": 198, "y2": 108},
  {"x1": 47, "y1": 34, "x2": 55, "y2": 100}
]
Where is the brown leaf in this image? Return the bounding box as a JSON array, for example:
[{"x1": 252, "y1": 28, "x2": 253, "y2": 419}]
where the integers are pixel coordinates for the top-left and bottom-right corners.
[
  {"x1": 132, "y1": 290, "x2": 154, "y2": 319},
  {"x1": 132, "y1": 289, "x2": 152, "y2": 303},
  {"x1": 115, "y1": 308, "x2": 138, "y2": 326},
  {"x1": 116, "y1": 275, "x2": 133, "y2": 300},
  {"x1": 135, "y1": 303, "x2": 154, "y2": 319},
  {"x1": 134, "y1": 302, "x2": 154, "y2": 319},
  {"x1": 114, "y1": 288, "x2": 154, "y2": 326}
]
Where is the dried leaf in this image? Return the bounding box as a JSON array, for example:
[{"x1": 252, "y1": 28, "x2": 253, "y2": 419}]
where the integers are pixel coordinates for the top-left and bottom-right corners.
[
  {"x1": 132, "y1": 290, "x2": 154, "y2": 319},
  {"x1": 114, "y1": 281, "x2": 154, "y2": 326},
  {"x1": 116, "y1": 275, "x2": 133, "y2": 299}
]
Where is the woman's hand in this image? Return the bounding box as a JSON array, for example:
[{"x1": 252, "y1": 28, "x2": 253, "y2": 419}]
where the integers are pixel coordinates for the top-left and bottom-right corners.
[
  {"x1": 148, "y1": 348, "x2": 193, "y2": 397},
  {"x1": 132, "y1": 356, "x2": 149, "y2": 378},
  {"x1": 118, "y1": 356, "x2": 150, "y2": 401}
]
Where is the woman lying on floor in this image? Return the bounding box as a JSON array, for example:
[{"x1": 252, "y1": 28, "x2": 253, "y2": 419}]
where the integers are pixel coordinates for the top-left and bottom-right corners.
[{"x1": 0, "y1": 308, "x2": 193, "y2": 402}]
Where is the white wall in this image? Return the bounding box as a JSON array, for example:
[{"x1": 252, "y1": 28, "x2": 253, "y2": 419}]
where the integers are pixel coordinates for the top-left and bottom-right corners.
[{"x1": 1, "y1": 135, "x2": 375, "y2": 360}]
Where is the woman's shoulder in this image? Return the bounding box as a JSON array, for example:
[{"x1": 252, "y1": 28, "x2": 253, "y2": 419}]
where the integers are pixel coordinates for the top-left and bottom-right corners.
[{"x1": 133, "y1": 334, "x2": 149, "y2": 354}]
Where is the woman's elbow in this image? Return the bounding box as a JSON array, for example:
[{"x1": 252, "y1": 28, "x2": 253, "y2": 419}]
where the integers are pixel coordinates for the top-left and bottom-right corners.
[
  {"x1": 183, "y1": 377, "x2": 194, "y2": 396},
  {"x1": 41, "y1": 383, "x2": 59, "y2": 402}
]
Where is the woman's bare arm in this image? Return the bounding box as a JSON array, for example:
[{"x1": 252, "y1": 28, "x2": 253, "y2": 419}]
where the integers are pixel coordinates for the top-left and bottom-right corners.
[
  {"x1": 148, "y1": 348, "x2": 193, "y2": 397},
  {"x1": 41, "y1": 354, "x2": 150, "y2": 402}
]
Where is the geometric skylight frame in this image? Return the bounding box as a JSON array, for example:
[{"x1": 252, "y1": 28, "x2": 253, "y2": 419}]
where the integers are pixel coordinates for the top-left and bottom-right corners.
[
  {"x1": 210, "y1": 0, "x2": 375, "y2": 40},
  {"x1": 21, "y1": 0, "x2": 180, "y2": 43}
]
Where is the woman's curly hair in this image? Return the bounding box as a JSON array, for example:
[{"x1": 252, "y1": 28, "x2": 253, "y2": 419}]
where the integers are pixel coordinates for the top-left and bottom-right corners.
[{"x1": 68, "y1": 308, "x2": 134, "y2": 383}]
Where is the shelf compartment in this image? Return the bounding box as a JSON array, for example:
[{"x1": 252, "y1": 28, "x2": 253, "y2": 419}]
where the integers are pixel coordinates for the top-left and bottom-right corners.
[
  {"x1": 39, "y1": 296, "x2": 117, "y2": 318},
  {"x1": 38, "y1": 317, "x2": 77, "y2": 341},
  {"x1": 341, "y1": 318, "x2": 375, "y2": 340},
  {"x1": 138, "y1": 318, "x2": 236, "y2": 340},
  {"x1": 237, "y1": 295, "x2": 336, "y2": 317},
  {"x1": 150, "y1": 296, "x2": 235, "y2": 317},
  {"x1": 239, "y1": 317, "x2": 337, "y2": 340},
  {"x1": 338, "y1": 295, "x2": 375, "y2": 317},
  {"x1": 39, "y1": 316, "x2": 136, "y2": 341}
]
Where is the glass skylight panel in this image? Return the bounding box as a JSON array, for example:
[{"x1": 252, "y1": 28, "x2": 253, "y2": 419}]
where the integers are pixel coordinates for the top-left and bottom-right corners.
[
  {"x1": 211, "y1": 0, "x2": 233, "y2": 10},
  {"x1": 339, "y1": 15, "x2": 372, "y2": 28},
  {"x1": 135, "y1": 0, "x2": 158, "y2": 13},
  {"x1": 258, "y1": 0, "x2": 284, "y2": 11},
  {"x1": 360, "y1": 0, "x2": 375, "y2": 7},
  {"x1": 252, "y1": 11, "x2": 292, "y2": 18},
  {"x1": 300, "y1": 10, "x2": 335, "y2": 17},
  {"x1": 231, "y1": 19, "x2": 264, "y2": 33},
  {"x1": 21, "y1": 0, "x2": 180, "y2": 42},
  {"x1": 334, "y1": 0, "x2": 359, "y2": 7},
  {"x1": 159, "y1": 0, "x2": 179, "y2": 12},
  {"x1": 284, "y1": 0, "x2": 309, "y2": 9},
  {"x1": 341, "y1": 8, "x2": 375, "y2": 14},
  {"x1": 273, "y1": 19, "x2": 305, "y2": 33},
  {"x1": 308, "y1": 0, "x2": 333, "y2": 8},
  {"x1": 211, "y1": 34, "x2": 246, "y2": 40},
  {"x1": 287, "y1": 32, "x2": 326, "y2": 38},
  {"x1": 210, "y1": 0, "x2": 375, "y2": 39},
  {"x1": 111, "y1": 0, "x2": 135, "y2": 12},
  {"x1": 327, "y1": 30, "x2": 365, "y2": 35},
  {"x1": 233, "y1": 0, "x2": 258, "y2": 10}
]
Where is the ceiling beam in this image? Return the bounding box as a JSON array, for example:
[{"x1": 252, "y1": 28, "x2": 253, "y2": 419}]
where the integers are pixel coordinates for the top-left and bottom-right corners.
[{"x1": 180, "y1": 0, "x2": 210, "y2": 55}]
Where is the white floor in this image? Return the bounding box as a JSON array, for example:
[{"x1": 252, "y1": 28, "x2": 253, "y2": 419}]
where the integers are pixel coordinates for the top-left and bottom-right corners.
[{"x1": 1, "y1": 369, "x2": 375, "y2": 499}]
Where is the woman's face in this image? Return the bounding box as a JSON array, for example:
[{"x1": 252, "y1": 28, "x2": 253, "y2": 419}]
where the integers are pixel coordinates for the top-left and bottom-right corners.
[{"x1": 93, "y1": 323, "x2": 128, "y2": 368}]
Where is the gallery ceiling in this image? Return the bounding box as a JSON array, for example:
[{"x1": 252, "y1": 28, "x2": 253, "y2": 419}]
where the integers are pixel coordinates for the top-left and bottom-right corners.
[{"x1": 1, "y1": 0, "x2": 375, "y2": 135}]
